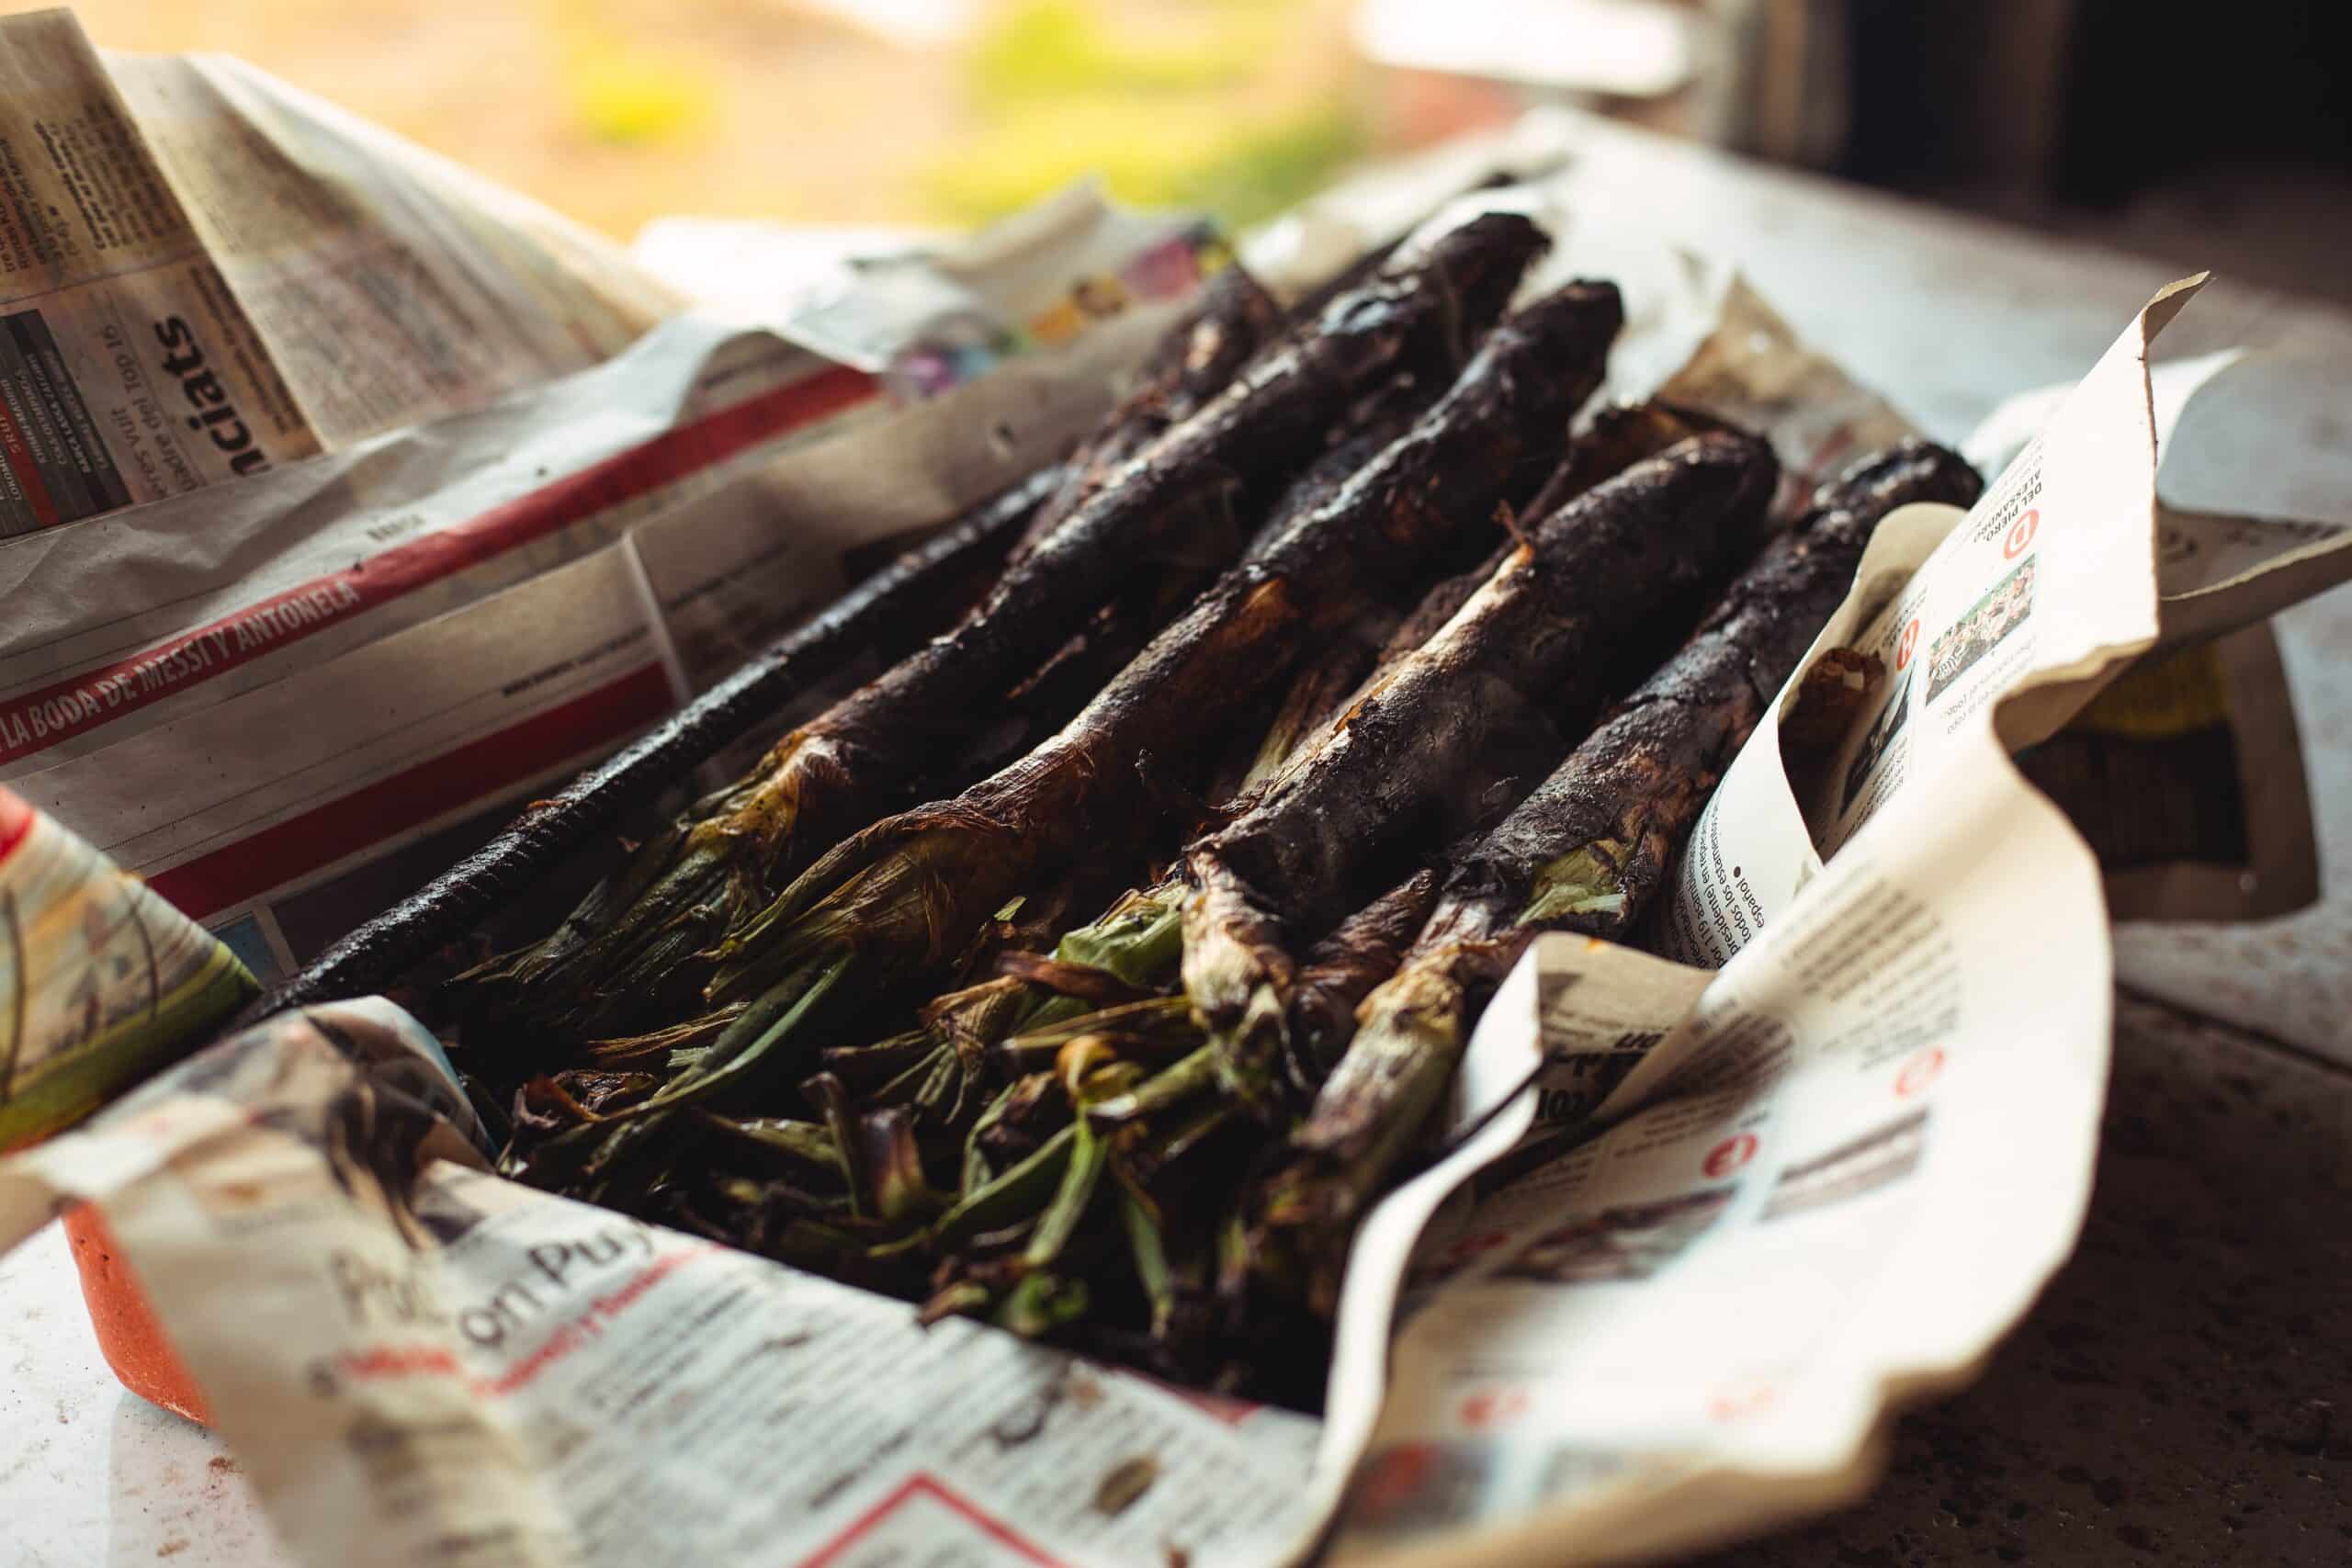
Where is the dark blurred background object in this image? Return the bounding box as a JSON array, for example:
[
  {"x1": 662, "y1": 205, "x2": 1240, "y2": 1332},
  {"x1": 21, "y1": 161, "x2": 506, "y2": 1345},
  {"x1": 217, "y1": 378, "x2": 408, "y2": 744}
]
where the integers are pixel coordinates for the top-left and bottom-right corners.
[
  {"x1": 1789, "y1": 0, "x2": 2352, "y2": 307},
  {"x1": 1355, "y1": 0, "x2": 2352, "y2": 305}
]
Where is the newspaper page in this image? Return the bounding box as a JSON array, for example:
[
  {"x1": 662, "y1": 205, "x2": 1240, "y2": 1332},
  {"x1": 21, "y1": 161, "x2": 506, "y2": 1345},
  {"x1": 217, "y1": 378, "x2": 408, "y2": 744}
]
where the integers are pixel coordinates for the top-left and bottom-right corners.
[
  {"x1": 0, "y1": 1000, "x2": 1327, "y2": 1568},
  {"x1": 1308, "y1": 725, "x2": 2111, "y2": 1564},
  {"x1": 0, "y1": 784, "x2": 253, "y2": 1150},
  {"x1": 2, "y1": 197, "x2": 1217, "y2": 981},
  {"x1": 0, "y1": 8, "x2": 314, "y2": 534},
  {"x1": 103, "y1": 45, "x2": 675, "y2": 449},
  {"x1": 0, "y1": 8, "x2": 680, "y2": 536}
]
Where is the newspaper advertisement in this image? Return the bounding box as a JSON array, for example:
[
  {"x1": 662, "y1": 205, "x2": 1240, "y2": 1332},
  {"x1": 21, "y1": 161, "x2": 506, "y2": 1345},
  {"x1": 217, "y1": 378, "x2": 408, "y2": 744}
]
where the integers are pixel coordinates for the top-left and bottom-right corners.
[
  {"x1": 1, "y1": 181, "x2": 1219, "y2": 984},
  {"x1": 0, "y1": 7, "x2": 677, "y2": 537}
]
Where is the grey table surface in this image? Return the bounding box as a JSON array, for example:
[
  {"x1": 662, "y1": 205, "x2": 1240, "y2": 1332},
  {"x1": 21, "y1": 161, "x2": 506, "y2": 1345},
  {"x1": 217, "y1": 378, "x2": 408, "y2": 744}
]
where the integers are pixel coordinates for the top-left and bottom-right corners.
[{"x1": 3, "y1": 107, "x2": 2347, "y2": 1566}]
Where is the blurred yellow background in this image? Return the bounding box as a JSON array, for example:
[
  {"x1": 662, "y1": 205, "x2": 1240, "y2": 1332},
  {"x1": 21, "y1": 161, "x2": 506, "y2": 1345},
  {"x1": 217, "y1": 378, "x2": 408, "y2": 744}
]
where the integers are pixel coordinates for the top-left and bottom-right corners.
[{"x1": 46, "y1": 0, "x2": 1374, "y2": 237}]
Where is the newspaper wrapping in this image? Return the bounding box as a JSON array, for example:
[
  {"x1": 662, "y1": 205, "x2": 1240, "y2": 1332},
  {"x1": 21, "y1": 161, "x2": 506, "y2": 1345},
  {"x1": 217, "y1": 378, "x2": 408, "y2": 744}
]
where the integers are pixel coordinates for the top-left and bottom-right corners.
[
  {"x1": 6, "y1": 267, "x2": 2350, "y2": 1568},
  {"x1": 8, "y1": 107, "x2": 2352, "y2": 1568},
  {"x1": 1965, "y1": 346, "x2": 2352, "y2": 922}
]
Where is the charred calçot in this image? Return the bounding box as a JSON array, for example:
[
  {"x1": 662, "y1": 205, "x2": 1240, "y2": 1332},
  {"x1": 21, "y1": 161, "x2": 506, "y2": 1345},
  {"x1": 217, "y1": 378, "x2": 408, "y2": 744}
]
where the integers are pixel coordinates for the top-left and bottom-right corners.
[
  {"x1": 455, "y1": 265, "x2": 1290, "y2": 1047},
  {"x1": 435, "y1": 193, "x2": 1985, "y2": 1406},
  {"x1": 500, "y1": 216, "x2": 1567, "y2": 1183},
  {"x1": 1179, "y1": 432, "x2": 1780, "y2": 1101},
  {"x1": 466, "y1": 216, "x2": 1551, "y2": 1051},
  {"x1": 698, "y1": 271, "x2": 1615, "y2": 1069},
  {"x1": 786, "y1": 383, "x2": 1509, "y2": 1141},
  {"x1": 1254, "y1": 438, "x2": 1984, "y2": 1311},
  {"x1": 653, "y1": 420, "x2": 1804, "y2": 1384}
]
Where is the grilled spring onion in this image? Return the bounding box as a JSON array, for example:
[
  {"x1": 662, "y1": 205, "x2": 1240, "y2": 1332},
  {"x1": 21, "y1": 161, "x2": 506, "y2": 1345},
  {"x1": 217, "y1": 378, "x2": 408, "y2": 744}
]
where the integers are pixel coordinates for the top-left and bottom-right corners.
[
  {"x1": 696, "y1": 274, "x2": 1611, "y2": 1067},
  {"x1": 477, "y1": 216, "x2": 1551, "y2": 1047},
  {"x1": 873, "y1": 389, "x2": 1582, "y2": 1118},
  {"x1": 522, "y1": 265, "x2": 1616, "y2": 1192},
  {"x1": 886, "y1": 471, "x2": 1747, "y2": 1358},
  {"x1": 797, "y1": 378, "x2": 1510, "y2": 1132},
  {"x1": 1180, "y1": 433, "x2": 1781, "y2": 1101},
  {"x1": 1255, "y1": 439, "x2": 1984, "y2": 1311},
  {"x1": 461, "y1": 268, "x2": 1288, "y2": 1046}
]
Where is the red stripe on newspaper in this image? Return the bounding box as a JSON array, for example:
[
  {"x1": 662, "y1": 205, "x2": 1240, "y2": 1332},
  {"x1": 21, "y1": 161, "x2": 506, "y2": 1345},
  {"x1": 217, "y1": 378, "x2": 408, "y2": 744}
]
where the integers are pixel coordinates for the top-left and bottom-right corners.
[
  {"x1": 0, "y1": 363, "x2": 876, "y2": 765},
  {"x1": 479, "y1": 1246, "x2": 711, "y2": 1398},
  {"x1": 0, "y1": 787, "x2": 30, "y2": 866},
  {"x1": 0, "y1": 393, "x2": 61, "y2": 530},
  {"x1": 801, "y1": 1475, "x2": 1064, "y2": 1568},
  {"x1": 146, "y1": 661, "x2": 672, "y2": 919},
  {"x1": 337, "y1": 1346, "x2": 464, "y2": 1382}
]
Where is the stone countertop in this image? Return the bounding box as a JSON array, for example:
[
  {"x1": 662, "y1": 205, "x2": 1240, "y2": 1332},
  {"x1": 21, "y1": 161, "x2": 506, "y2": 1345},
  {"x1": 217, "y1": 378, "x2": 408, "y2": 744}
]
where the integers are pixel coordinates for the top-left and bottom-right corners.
[
  {"x1": 3, "y1": 107, "x2": 2348, "y2": 1565},
  {"x1": 1693, "y1": 994, "x2": 2352, "y2": 1567},
  {"x1": 0, "y1": 1226, "x2": 281, "y2": 1568}
]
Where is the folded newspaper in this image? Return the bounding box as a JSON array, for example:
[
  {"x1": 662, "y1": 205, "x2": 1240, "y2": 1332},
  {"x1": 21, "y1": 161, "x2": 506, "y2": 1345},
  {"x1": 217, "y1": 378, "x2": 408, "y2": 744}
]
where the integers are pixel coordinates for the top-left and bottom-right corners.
[{"x1": 6, "y1": 29, "x2": 2352, "y2": 1568}]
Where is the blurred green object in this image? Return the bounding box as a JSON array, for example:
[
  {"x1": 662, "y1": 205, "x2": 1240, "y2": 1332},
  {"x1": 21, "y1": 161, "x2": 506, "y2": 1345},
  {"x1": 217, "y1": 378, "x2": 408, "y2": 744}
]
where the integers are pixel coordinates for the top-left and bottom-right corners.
[
  {"x1": 554, "y1": 0, "x2": 717, "y2": 147},
  {"x1": 1179, "y1": 106, "x2": 1362, "y2": 227},
  {"x1": 938, "y1": 0, "x2": 1360, "y2": 228},
  {"x1": 971, "y1": 0, "x2": 1247, "y2": 108},
  {"x1": 928, "y1": 101, "x2": 1362, "y2": 227}
]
